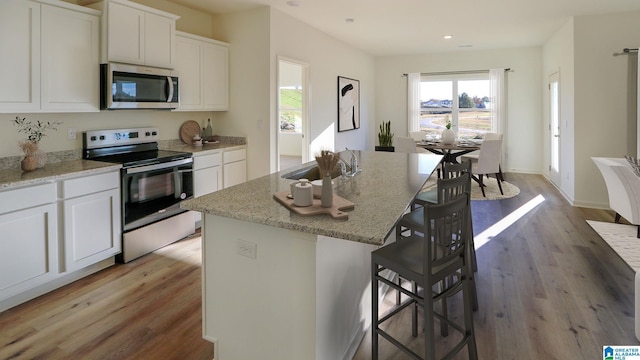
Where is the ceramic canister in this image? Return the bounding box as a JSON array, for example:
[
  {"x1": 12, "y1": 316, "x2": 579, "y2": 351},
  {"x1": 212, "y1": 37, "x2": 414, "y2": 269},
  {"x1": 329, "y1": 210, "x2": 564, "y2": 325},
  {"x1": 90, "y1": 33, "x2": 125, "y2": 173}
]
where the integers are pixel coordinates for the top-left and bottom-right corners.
[{"x1": 293, "y1": 179, "x2": 313, "y2": 207}]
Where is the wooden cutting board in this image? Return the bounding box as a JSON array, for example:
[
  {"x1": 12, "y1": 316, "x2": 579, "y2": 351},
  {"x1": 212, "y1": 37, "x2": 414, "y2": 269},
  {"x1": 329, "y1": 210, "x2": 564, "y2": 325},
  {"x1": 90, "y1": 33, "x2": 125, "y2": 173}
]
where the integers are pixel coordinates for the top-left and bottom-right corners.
[
  {"x1": 180, "y1": 120, "x2": 201, "y2": 144},
  {"x1": 273, "y1": 191, "x2": 354, "y2": 220}
]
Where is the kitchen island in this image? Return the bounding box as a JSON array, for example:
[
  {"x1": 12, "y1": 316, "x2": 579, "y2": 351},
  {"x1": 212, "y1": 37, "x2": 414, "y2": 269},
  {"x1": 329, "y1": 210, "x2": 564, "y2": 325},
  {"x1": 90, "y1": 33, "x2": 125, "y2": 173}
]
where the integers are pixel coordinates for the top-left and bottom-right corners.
[{"x1": 181, "y1": 150, "x2": 442, "y2": 360}]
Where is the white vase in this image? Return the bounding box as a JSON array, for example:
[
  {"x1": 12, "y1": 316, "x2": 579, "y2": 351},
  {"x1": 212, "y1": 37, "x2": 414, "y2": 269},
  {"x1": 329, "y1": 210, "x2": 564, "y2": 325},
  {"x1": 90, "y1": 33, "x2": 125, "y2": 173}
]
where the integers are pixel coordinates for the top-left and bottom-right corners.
[
  {"x1": 441, "y1": 128, "x2": 455, "y2": 145},
  {"x1": 321, "y1": 175, "x2": 333, "y2": 208}
]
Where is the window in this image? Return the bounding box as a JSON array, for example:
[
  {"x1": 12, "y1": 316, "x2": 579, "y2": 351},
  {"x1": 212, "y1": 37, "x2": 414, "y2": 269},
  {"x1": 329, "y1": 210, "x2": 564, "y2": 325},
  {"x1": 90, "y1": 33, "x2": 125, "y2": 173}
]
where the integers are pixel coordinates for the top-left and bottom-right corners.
[{"x1": 419, "y1": 74, "x2": 491, "y2": 139}]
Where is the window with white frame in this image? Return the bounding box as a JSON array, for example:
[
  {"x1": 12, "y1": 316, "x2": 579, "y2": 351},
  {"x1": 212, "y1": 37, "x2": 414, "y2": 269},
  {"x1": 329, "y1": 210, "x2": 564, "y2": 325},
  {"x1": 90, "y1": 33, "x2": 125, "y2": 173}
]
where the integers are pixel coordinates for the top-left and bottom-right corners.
[{"x1": 416, "y1": 73, "x2": 493, "y2": 139}]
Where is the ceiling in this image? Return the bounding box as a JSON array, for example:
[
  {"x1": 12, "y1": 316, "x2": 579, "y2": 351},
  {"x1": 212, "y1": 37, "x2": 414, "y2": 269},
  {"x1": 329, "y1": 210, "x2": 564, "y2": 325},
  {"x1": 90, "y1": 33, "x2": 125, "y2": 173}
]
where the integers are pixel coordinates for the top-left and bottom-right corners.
[{"x1": 167, "y1": 0, "x2": 640, "y2": 57}]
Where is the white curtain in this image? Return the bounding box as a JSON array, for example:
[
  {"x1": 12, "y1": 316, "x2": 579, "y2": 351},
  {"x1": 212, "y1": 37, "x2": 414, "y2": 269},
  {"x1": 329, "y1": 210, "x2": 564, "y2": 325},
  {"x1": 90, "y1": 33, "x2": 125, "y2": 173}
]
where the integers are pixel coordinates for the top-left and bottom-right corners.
[
  {"x1": 407, "y1": 73, "x2": 421, "y2": 132},
  {"x1": 490, "y1": 68, "x2": 507, "y2": 168},
  {"x1": 489, "y1": 69, "x2": 505, "y2": 135}
]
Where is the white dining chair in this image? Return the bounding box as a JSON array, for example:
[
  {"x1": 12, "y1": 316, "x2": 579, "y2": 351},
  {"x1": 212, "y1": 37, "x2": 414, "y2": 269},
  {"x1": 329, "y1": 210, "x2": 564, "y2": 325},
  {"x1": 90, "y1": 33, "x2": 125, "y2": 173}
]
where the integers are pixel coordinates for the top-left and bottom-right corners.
[
  {"x1": 395, "y1": 136, "x2": 427, "y2": 153},
  {"x1": 461, "y1": 132, "x2": 504, "y2": 181},
  {"x1": 468, "y1": 139, "x2": 504, "y2": 197},
  {"x1": 409, "y1": 131, "x2": 426, "y2": 142}
]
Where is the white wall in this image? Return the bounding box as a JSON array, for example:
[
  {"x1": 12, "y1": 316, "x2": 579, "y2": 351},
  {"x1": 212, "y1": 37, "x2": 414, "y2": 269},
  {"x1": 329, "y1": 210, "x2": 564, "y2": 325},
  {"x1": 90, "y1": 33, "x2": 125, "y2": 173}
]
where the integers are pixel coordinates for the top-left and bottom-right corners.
[
  {"x1": 542, "y1": 19, "x2": 575, "y2": 201},
  {"x1": 571, "y1": 10, "x2": 640, "y2": 208},
  {"x1": 214, "y1": 7, "x2": 272, "y2": 180},
  {"x1": 375, "y1": 47, "x2": 543, "y2": 174},
  {"x1": 280, "y1": 133, "x2": 302, "y2": 156},
  {"x1": 269, "y1": 9, "x2": 374, "y2": 159},
  {"x1": 214, "y1": 8, "x2": 375, "y2": 179}
]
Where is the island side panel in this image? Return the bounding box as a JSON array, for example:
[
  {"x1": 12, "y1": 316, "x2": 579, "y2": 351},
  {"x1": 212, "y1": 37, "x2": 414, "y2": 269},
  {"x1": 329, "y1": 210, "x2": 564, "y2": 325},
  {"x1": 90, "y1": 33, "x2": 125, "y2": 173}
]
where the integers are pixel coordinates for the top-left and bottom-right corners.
[
  {"x1": 203, "y1": 215, "x2": 318, "y2": 360},
  {"x1": 316, "y1": 235, "x2": 378, "y2": 360}
]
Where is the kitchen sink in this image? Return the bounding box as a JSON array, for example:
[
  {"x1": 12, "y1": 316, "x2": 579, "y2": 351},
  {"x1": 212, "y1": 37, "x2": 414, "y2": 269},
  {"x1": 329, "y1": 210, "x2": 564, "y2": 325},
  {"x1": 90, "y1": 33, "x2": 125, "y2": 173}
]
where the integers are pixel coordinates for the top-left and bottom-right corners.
[{"x1": 282, "y1": 163, "x2": 344, "y2": 181}]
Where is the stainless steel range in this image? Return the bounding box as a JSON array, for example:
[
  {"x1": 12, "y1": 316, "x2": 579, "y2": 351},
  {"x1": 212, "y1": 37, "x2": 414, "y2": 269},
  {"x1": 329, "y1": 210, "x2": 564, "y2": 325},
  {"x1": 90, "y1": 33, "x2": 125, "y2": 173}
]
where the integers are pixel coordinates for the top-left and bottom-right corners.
[{"x1": 83, "y1": 127, "x2": 195, "y2": 263}]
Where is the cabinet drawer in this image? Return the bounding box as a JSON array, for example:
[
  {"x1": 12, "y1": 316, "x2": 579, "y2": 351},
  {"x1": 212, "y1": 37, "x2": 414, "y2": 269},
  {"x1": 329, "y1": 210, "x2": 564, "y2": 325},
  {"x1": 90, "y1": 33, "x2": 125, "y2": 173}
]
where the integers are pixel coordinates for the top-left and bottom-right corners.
[
  {"x1": 61, "y1": 171, "x2": 119, "y2": 199},
  {"x1": 223, "y1": 149, "x2": 246, "y2": 163},
  {"x1": 194, "y1": 152, "x2": 222, "y2": 170},
  {"x1": 0, "y1": 183, "x2": 56, "y2": 215}
]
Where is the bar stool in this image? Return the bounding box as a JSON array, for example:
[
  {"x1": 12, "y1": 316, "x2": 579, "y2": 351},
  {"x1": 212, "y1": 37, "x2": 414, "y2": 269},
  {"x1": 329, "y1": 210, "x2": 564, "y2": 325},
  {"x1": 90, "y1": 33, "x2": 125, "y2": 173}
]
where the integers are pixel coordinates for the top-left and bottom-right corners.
[{"x1": 372, "y1": 195, "x2": 478, "y2": 360}]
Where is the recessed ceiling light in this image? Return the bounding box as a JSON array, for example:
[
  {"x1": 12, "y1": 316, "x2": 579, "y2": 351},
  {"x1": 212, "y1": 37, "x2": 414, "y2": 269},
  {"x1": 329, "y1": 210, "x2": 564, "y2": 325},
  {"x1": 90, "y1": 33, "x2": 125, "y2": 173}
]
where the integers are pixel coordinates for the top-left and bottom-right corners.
[
  {"x1": 458, "y1": 44, "x2": 473, "y2": 48},
  {"x1": 443, "y1": 35, "x2": 453, "y2": 40},
  {"x1": 345, "y1": 18, "x2": 355, "y2": 23},
  {"x1": 286, "y1": 1, "x2": 300, "y2": 6}
]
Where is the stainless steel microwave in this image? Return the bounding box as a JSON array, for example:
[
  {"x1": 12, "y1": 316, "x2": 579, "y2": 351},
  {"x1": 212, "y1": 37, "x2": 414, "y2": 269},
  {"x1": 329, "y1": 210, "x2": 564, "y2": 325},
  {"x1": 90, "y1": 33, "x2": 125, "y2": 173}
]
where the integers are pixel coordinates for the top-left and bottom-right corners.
[{"x1": 100, "y1": 63, "x2": 179, "y2": 110}]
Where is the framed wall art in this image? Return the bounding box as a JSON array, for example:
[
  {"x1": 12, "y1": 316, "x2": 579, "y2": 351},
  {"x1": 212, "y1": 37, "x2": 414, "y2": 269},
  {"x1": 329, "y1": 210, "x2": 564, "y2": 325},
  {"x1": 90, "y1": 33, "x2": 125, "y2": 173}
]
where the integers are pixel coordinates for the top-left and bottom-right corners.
[{"x1": 337, "y1": 76, "x2": 360, "y2": 132}]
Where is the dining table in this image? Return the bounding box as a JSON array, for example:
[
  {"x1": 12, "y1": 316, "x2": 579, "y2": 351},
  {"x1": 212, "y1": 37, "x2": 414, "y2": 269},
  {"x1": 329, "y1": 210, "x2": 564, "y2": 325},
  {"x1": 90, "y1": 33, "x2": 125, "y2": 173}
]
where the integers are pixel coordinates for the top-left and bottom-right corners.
[{"x1": 416, "y1": 139, "x2": 481, "y2": 164}]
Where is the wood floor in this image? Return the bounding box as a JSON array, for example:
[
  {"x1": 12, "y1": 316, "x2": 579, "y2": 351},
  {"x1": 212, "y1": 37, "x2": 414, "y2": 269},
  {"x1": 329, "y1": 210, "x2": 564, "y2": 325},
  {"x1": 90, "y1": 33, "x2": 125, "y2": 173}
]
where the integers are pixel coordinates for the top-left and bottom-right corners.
[
  {"x1": 0, "y1": 173, "x2": 636, "y2": 360},
  {"x1": 0, "y1": 231, "x2": 214, "y2": 360}
]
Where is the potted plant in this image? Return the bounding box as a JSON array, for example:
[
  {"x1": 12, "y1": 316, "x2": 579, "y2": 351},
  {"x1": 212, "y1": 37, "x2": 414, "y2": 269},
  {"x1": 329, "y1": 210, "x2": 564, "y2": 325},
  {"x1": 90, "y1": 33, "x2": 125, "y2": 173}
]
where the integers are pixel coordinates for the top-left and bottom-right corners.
[
  {"x1": 376, "y1": 121, "x2": 395, "y2": 152},
  {"x1": 441, "y1": 116, "x2": 455, "y2": 145},
  {"x1": 13, "y1": 116, "x2": 62, "y2": 171}
]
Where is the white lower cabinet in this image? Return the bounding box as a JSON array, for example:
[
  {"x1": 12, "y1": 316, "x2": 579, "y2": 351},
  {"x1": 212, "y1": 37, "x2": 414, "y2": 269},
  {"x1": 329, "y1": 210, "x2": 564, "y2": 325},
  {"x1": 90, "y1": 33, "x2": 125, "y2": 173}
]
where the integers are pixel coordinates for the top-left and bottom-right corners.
[
  {"x1": 0, "y1": 169, "x2": 121, "y2": 311},
  {"x1": 62, "y1": 188, "x2": 120, "y2": 272},
  {"x1": 0, "y1": 183, "x2": 57, "y2": 303},
  {"x1": 193, "y1": 151, "x2": 222, "y2": 224},
  {"x1": 223, "y1": 148, "x2": 247, "y2": 189}
]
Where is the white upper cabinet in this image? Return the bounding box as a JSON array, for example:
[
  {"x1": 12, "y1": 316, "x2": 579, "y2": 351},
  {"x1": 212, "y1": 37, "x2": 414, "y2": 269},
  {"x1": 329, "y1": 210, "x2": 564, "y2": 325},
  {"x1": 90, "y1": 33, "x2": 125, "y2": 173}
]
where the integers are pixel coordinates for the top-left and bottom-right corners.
[
  {"x1": 93, "y1": 0, "x2": 179, "y2": 69},
  {"x1": 175, "y1": 32, "x2": 229, "y2": 111},
  {"x1": 41, "y1": 4, "x2": 100, "y2": 112},
  {"x1": 0, "y1": 1, "x2": 40, "y2": 112},
  {"x1": 0, "y1": 0, "x2": 100, "y2": 113}
]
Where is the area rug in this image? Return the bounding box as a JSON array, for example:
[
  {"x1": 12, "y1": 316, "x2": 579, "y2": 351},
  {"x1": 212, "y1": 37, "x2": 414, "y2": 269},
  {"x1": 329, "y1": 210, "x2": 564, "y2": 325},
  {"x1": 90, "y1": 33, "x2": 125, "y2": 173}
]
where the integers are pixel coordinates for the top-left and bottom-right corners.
[
  {"x1": 420, "y1": 175, "x2": 520, "y2": 201},
  {"x1": 586, "y1": 220, "x2": 640, "y2": 270}
]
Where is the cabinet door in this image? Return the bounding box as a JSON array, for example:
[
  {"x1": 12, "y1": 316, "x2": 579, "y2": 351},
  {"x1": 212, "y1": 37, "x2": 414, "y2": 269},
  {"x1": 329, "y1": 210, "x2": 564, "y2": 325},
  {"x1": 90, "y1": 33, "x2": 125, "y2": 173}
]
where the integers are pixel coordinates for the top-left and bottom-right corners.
[
  {"x1": 107, "y1": 1, "x2": 144, "y2": 65},
  {"x1": 223, "y1": 160, "x2": 247, "y2": 189},
  {"x1": 41, "y1": 5, "x2": 99, "y2": 112},
  {"x1": 175, "y1": 36, "x2": 203, "y2": 110},
  {"x1": 0, "y1": 0, "x2": 40, "y2": 112},
  {"x1": 195, "y1": 165, "x2": 222, "y2": 197},
  {"x1": 144, "y1": 12, "x2": 175, "y2": 69},
  {"x1": 0, "y1": 203, "x2": 57, "y2": 302},
  {"x1": 63, "y1": 188, "x2": 121, "y2": 272},
  {"x1": 202, "y1": 42, "x2": 229, "y2": 110}
]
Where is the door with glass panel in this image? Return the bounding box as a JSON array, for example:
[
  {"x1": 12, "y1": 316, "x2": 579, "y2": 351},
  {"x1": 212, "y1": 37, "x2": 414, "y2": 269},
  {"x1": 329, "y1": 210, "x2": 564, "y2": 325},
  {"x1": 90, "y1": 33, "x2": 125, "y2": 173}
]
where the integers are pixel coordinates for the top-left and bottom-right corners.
[
  {"x1": 549, "y1": 72, "x2": 561, "y2": 186},
  {"x1": 277, "y1": 58, "x2": 309, "y2": 171}
]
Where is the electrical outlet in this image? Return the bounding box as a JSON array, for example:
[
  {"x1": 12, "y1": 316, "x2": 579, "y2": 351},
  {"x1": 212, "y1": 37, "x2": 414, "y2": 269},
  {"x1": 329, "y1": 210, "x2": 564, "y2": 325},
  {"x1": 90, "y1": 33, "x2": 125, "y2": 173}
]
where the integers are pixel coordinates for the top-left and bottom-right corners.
[
  {"x1": 67, "y1": 128, "x2": 77, "y2": 140},
  {"x1": 236, "y1": 239, "x2": 257, "y2": 259}
]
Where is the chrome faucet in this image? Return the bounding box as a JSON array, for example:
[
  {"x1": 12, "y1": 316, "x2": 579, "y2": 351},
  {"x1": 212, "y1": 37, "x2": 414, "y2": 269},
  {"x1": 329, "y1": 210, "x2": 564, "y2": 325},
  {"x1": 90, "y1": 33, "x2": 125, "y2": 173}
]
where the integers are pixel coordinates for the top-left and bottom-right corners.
[{"x1": 339, "y1": 148, "x2": 362, "y2": 177}]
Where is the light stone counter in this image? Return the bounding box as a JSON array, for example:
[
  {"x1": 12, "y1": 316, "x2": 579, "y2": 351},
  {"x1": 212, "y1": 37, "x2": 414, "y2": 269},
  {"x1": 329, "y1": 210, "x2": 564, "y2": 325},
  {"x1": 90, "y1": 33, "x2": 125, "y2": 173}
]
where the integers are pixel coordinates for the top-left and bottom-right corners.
[
  {"x1": 181, "y1": 150, "x2": 442, "y2": 246},
  {"x1": 0, "y1": 160, "x2": 122, "y2": 191},
  {"x1": 183, "y1": 150, "x2": 442, "y2": 360}
]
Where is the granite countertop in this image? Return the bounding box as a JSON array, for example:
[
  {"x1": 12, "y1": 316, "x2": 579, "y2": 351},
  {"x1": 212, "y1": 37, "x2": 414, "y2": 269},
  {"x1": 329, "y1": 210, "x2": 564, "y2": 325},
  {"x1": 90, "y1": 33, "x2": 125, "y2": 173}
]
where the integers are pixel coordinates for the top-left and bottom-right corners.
[
  {"x1": 181, "y1": 150, "x2": 442, "y2": 246},
  {"x1": 0, "y1": 160, "x2": 122, "y2": 191},
  {"x1": 163, "y1": 143, "x2": 246, "y2": 156}
]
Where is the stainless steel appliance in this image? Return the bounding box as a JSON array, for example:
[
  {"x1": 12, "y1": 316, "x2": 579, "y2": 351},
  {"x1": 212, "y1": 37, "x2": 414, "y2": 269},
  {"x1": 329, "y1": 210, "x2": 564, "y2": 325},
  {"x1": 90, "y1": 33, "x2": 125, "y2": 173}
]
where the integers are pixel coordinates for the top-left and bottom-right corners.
[
  {"x1": 83, "y1": 127, "x2": 194, "y2": 263},
  {"x1": 100, "y1": 63, "x2": 179, "y2": 110}
]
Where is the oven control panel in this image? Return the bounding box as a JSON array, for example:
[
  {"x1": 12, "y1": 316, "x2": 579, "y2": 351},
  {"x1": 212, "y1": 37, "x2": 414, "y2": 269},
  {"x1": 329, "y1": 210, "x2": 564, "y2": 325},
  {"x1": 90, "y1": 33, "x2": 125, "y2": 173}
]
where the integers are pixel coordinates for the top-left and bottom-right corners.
[{"x1": 83, "y1": 127, "x2": 160, "y2": 149}]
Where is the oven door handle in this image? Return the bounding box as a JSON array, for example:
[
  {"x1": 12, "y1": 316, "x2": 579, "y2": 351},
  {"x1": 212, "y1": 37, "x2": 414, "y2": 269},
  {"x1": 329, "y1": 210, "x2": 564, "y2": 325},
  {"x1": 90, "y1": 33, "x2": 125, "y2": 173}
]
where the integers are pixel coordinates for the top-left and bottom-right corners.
[{"x1": 126, "y1": 158, "x2": 193, "y2": 175}]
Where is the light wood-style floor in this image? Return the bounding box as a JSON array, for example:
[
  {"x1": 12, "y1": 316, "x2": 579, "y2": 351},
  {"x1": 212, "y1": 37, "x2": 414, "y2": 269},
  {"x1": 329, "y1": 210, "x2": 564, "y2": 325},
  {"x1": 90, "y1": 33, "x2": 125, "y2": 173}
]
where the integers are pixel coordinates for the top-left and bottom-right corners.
[{"x1": 0, "y1": 173, "x2": 637, "y2": 360}]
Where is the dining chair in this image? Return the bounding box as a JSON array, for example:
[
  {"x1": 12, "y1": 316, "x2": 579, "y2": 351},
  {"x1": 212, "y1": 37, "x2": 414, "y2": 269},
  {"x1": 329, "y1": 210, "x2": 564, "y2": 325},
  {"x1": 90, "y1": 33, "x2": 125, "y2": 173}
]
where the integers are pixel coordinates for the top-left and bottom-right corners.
[
  {"x1": 395, "y1": 136, "x2": 428, "y2": 154},
  {"x1": 399, "y1": 172, "x2": 478, "y2": 310},
  {"x1": 409, "y1": 131, "x2": 426, "y2": 142},
  {"x1": 461, "y1": 132, "x2": 504, "y2": 181},
  {"x1": 413, "y1": 160, "x2": 472, "y2": 209},
  {"x1": 467, "y1": 139, "x2": 504, "y2": 197},
  {"x1": 372, "y1": 195, "x2": 478, "y2": 360}
]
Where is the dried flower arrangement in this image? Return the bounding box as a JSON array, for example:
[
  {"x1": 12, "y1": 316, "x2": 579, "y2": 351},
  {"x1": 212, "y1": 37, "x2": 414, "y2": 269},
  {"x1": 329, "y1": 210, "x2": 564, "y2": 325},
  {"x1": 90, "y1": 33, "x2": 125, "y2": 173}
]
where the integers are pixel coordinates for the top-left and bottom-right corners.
[
  {"x1": 13, "y1": 116, "x2": 62, "y2": 144},
  {"x1": 12, "y1": 116, "x2": 62, "y2": 171}
]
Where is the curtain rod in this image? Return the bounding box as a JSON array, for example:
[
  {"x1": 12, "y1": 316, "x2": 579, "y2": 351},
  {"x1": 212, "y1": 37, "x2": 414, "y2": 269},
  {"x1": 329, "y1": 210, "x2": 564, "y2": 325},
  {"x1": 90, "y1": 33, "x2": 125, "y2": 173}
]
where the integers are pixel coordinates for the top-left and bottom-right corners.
[
  {"x1": 402, "y1": 68, "x2": 511, "y2": 76},
  {"x1": 614, "y1": 48, "x2": 638, "y2": 56}
]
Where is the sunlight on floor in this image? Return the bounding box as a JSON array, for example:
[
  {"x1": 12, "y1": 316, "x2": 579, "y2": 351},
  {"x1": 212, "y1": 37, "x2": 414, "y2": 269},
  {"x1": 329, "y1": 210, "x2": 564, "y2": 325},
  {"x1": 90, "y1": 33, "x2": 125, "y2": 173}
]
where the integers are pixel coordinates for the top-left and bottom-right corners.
[{"x1": 474, "y1": 194, "x2": 545, "y2": 249}]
